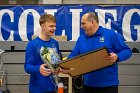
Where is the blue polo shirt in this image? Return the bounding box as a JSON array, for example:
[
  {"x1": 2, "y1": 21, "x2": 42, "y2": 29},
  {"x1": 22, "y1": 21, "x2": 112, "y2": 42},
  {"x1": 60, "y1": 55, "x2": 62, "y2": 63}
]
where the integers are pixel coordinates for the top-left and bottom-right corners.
[{"x1": 68, "y1": 26, "x2": 132, "y2": 87}]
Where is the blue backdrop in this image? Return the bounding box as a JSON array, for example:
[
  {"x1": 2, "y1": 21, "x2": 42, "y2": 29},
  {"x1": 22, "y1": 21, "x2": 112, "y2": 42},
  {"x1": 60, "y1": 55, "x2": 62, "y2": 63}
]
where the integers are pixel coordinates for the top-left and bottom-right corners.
[{"x1": 0, "y1": 5, "x2": 140, "y2": 41}]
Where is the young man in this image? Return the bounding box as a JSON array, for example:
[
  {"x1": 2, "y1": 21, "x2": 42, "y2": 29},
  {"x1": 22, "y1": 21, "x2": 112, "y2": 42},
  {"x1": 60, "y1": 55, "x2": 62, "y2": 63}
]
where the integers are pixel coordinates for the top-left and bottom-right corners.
[
  {"x1": 68, "y1": 12, "x2": 132, "y2": 93},
  {"x1": 24, "y1": 14, "x2": 60, "y2": 93}
]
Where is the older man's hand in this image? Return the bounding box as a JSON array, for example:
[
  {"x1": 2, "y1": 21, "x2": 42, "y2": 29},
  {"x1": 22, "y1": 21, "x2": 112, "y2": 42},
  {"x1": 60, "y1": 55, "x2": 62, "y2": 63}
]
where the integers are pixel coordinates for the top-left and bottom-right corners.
[{"x1": 104, "y1": 52, "x2": 118, "y2": 63}]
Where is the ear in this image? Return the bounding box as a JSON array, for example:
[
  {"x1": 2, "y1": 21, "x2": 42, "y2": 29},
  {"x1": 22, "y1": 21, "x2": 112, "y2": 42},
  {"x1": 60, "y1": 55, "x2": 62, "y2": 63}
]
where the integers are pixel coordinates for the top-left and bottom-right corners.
[
  {"x1": 41, "y1": 24, "x2": 45, "y2": 31},
  {"x1": 91, "y1": 20, "x2": 95, "y2": 24}
]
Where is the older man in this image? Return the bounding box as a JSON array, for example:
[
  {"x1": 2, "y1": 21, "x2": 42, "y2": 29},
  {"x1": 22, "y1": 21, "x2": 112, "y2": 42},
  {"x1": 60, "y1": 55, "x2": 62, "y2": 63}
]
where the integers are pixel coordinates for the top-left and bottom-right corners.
[{"x1": 68, "y1": 12, "x2": 132, "y2": 93}]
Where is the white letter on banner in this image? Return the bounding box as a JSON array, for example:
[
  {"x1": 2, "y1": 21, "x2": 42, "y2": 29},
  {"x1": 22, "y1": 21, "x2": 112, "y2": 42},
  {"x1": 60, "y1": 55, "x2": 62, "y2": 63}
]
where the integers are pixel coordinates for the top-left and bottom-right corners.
[
  {"x1": 134, "y1": 26, "x2": 140, "y2": 41},
  {"x1": 95, "y1": 9, "x2": 117, "y2": 30},
  {"x1": 0, "y1": 9, "x2": 14, "y2": 41},
  {"x1": 19, "y1": 9, "x2": 40, "y2": 41},
  {"x1": 122, "y1": 9, "x2": 140, "y2": 41},
  {"x1": 44, "y1": 9, "x2": 57, "y2": 16},
  {"x1": 70, "y1": 9, "x2": 82, "y2": 41}
]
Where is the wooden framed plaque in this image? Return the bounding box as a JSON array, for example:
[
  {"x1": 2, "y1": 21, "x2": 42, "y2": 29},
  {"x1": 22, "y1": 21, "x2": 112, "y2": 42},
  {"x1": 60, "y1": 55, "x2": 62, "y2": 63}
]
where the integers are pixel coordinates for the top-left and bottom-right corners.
[{"x1": 58, "y1": 47, "x2": 114, "y2": 77}]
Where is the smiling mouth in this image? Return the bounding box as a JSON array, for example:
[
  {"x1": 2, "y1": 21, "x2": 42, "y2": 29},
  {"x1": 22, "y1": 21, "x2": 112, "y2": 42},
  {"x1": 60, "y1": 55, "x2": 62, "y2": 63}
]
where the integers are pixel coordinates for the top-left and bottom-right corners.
[{"x1": 50, "y1": 30, "x2": 54, "y2": 33}]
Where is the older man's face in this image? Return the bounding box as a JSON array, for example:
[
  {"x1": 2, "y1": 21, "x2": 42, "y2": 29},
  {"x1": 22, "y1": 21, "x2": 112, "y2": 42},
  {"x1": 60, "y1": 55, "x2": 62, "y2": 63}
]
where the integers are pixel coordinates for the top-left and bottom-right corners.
[{"x1": 81, "y1": 14, "x2": 95, "y2": 36}]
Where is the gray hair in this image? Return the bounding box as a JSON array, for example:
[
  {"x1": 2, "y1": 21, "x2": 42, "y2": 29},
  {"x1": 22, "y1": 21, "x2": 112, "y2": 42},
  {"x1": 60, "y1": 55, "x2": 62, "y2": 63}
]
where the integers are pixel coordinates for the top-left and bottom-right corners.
[{"x1": 86, "y1": 12, "x2": 99, "y2": 23}]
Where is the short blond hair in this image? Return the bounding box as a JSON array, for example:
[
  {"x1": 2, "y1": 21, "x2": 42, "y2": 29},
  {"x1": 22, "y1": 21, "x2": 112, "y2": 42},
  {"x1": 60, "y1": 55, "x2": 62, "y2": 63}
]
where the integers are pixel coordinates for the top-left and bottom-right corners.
[{"x1": 39, "y1": 14, "x2": 56, "y2": 25}]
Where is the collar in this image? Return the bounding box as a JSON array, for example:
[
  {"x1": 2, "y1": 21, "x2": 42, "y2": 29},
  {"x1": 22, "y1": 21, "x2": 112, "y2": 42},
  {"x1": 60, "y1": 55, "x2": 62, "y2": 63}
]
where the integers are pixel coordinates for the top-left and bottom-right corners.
[{"x1": 85, "y1": 26, "x2": 103, "y2": 39}]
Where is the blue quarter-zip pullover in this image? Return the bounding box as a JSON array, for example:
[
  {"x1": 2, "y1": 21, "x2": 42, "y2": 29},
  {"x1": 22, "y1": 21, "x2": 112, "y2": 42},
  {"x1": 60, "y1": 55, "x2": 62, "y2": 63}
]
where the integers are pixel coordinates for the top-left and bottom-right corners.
[{"x1": 68, "y1": 26, "x2": 132, "y2": 87}]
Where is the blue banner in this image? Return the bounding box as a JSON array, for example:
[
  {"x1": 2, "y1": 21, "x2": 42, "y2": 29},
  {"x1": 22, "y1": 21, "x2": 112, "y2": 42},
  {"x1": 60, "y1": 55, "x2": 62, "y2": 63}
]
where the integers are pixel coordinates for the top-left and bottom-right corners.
[{"x1": 0, "y1": 5, "x2": 140, "y2": 41}]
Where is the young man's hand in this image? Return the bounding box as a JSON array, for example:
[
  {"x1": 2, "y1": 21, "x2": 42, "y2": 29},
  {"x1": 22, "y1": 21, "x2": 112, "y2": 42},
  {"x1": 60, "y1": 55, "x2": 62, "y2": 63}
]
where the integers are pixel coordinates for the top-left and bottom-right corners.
[{"x1": 40, "y1": 64, "x2": 51, "y2": 76}]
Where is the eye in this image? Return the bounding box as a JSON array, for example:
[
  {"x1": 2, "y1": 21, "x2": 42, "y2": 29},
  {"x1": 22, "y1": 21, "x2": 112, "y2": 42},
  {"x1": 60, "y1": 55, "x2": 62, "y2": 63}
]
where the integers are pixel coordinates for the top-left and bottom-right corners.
[
  {"x1": 81, "y1": 23, "x2": 85, "y2": 25},
  {"x1": 49, "y1": 25, "x2": 55, "y2": 28}
]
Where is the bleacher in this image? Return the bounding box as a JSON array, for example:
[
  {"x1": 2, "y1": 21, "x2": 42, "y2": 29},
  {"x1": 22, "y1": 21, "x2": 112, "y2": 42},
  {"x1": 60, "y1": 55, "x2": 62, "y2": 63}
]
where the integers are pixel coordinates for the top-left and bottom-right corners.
[{"x1": 0, "y1": 41, "x2": 139, "y2": 93}]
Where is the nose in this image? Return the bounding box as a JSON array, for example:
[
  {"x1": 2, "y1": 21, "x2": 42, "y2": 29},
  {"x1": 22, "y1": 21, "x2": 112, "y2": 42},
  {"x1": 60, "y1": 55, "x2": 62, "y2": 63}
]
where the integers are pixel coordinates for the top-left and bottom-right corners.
[{"x1": 53, "y1": 26, "x2": 56, "y2": 30}]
